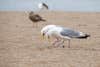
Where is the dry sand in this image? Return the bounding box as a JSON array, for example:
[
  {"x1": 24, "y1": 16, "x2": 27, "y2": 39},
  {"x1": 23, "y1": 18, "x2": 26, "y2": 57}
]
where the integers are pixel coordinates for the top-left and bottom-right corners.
[{"x1": 0, "y1": 11, "x2": 100, "y2": 67}]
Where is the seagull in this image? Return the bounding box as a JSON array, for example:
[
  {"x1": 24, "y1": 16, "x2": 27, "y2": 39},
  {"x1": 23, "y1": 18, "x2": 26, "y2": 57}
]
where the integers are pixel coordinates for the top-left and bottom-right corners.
[
  {"x1": 38, "y1": 2, "x2": 49, "y2": 10},
  {"x1": 41, "y1": 25, "x2": 90, "y2": 48},
  {"x1": 29, "y1": 11, "x2": 46, "y2": 27}
]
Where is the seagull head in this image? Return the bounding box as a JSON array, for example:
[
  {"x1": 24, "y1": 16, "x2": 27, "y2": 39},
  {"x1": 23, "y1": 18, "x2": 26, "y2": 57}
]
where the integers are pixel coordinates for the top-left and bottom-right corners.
[
  {"x1": 38, "y1": 3, "x2": 43, "y2": 9},
  {"x1": 29, "y1": 11, "x2": 34, "y2": 16},
  {"x1": 41, "y1": 25, "x2": 57, "y2": 39}
]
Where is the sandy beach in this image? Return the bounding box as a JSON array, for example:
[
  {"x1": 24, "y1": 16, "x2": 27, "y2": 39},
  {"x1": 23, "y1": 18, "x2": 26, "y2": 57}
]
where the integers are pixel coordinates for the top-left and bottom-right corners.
[{"x1": 0, "y1": 11, "x2": 100, "y2": 67}]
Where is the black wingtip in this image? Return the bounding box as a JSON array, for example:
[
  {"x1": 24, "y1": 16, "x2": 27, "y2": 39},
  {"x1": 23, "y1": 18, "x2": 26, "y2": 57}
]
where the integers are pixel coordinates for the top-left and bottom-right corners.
[
  {"x1": 86, "y1": 34, "x2": 90, "y2": 37},
  {"x1": 77, "y1": 34, "x2": 90, "y2": 39}
]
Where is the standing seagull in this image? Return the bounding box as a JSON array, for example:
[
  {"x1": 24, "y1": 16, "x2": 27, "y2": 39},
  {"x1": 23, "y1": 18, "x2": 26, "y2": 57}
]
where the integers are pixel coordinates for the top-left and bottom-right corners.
[
  {"x1": 38, "y1": 2, "x2": 49, "y2": 10},
  {"x1": 29, "y1": 11, "x2": 46, "y2": 27},
  {"x1": 41, "y1": 25, "x2": 90, "y2": 48}
]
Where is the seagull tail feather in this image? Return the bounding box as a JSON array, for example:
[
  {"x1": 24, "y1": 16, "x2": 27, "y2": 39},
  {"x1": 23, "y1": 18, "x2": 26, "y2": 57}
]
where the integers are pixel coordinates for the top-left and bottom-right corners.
[{"x1": 40, "y1": 18, "x2": 46, "y2": 21}]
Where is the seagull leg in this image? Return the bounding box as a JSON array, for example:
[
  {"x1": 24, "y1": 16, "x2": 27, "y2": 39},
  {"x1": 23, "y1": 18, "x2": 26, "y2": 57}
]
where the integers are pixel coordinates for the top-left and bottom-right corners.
[
  {"x1": 56, "y1": 39, "x2": 65, "y2": 48},
  {"x1": 52, "y1": 38, "x2": 60, "y2": 47},
  {"x1": 36, "y1": 23, "x2": 38, "y2": 27},
  {"x1": 61, "y1": 40, "x2": 65, "y2": 48},
  {"x1": 68, "y1": 39, "x2": 70, "y2": 48},
  {"x1": 32, "y1": 23, "x2": 37, "y2": 28},
  {"x1": 35, "y1": 23, "x2": 38, "y2": 28}
]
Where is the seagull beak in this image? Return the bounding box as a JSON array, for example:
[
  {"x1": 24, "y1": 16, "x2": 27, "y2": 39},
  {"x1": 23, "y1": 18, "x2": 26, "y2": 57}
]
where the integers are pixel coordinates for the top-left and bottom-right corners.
[
  {"x1": 41, "y1": 33, "x2": 45, "y2": 40},
  {"x1": 47, "y1": 36, "x2": 51, "y2": 42}
]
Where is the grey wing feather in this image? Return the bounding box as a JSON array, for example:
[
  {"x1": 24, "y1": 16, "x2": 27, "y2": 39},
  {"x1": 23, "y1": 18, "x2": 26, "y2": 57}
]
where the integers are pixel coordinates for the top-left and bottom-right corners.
[{"x1": 60, "y1": 28, "x2": 81, "y2": 38}]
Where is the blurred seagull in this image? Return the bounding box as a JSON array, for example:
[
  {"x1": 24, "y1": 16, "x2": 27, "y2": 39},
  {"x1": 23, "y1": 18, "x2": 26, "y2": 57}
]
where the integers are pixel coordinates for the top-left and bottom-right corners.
[
  {"x1": 41, "y1": 25, "x2": 90, "y2": 48},
  {"x1": 38, "y1": 2, "x2": 49, "y2": 10},
  {"x1": 29, "y1": 11, "x2": 46, "y2": 27}
]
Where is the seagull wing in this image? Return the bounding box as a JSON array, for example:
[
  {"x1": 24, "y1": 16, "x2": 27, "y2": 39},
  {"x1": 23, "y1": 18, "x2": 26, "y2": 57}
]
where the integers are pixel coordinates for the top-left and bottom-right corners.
[{"x1": 60, "y1": 28, "x2": 81, "y2": 38}]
